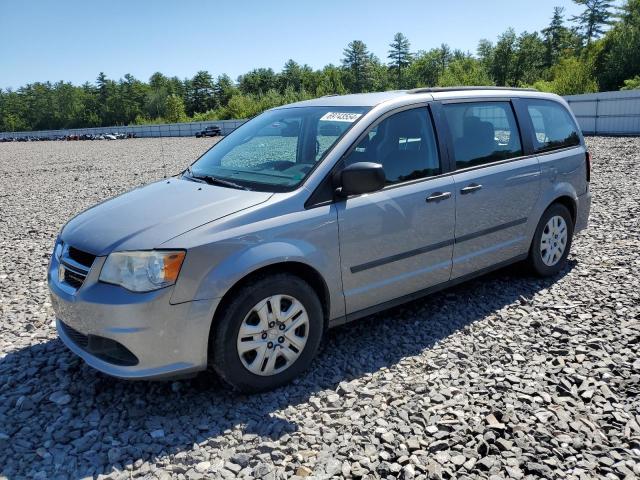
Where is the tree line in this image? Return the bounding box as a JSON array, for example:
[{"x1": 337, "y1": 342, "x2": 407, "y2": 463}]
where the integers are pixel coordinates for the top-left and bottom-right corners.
[{"x1": 1, "y1": 0, "x2": 639, "y2": 132}]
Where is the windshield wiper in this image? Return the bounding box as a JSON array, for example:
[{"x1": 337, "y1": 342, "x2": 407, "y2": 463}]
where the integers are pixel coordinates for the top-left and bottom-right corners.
[
  {"x1": 183, "y1": 166, "x2": 251, "y2": 191},
  {"x1": 183, "y1": 166, "x2": 207, "y2": 184}
]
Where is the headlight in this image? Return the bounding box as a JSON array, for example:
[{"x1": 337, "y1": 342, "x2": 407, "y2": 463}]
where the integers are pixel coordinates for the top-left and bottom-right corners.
[{"x1": 99, "y1": 250, "x2": 186, "y2": 292}]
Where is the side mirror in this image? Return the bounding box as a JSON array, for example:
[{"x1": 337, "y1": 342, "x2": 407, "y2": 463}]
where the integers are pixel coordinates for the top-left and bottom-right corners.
[{"x1": 337, "y1": 162, "x2": 386, "y2": 196}]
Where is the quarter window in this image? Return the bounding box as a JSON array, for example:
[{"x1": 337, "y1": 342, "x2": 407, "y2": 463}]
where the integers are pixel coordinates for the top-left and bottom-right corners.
[
  {"x1": 344, "y1": 108, "x2": 440, "y2": 184},
  {"x1": 525, "y1": 100, "x2": 580, "y2": 152},
  {"x1": 444, "y1": 102, "x2": 523, "y2": 169}
]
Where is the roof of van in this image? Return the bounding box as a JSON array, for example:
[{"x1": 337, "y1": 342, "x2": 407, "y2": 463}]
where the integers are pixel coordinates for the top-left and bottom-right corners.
[{"x1": 279, "y1": 87, "x2": 561, "y2": 109}]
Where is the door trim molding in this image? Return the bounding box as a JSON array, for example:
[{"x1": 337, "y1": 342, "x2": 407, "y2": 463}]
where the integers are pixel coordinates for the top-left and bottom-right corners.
[
  {"x1": 331, "y1": 253, "x2": 529, "y2": 327},
  {"x1": 455, "y1": 217, "x2": 527, "y2": 243},
  {"x1": 350, "y1": 239, "x2": 455, "y2": 273},
  {"x1": 349, "y1": 217, "x2": 527, "y2": 274}
]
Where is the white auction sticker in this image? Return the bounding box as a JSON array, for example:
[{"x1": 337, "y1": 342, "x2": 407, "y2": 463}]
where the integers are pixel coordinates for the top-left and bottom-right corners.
[{"x1": 320, "y1": 112, "x2": 362, "y2": 122}]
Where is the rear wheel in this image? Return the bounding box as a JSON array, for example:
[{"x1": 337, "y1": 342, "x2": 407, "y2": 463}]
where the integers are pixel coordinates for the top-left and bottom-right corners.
[
  {"x1": 527, "y1": 203, "x2": 574, "y2": 276},
  {"x1": 210, "y1": 274, "x2": 323, "y2": 392}
]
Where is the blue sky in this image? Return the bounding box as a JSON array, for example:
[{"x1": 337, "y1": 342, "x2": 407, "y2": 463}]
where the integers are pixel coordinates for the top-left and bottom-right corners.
[{"x1": 1, "y1": 0, "x2": 591, "y2": 89}]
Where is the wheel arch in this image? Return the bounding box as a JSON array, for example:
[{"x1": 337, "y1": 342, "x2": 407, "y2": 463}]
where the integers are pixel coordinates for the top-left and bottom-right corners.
[
  {"x1": 548, "y1": 194, "x2": 577, "y2": 226},
  {"x1": 206, "y1": 261, "x2": 331, "y2": 364}
]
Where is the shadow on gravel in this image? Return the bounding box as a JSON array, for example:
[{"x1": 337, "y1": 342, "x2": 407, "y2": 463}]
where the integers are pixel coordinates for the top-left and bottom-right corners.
[{"x1": 0, "y1": 261, "x2": 575, "y2": 479}]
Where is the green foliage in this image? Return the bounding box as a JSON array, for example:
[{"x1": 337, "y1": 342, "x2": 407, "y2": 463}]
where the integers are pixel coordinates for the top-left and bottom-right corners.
[
  {"x1": 185, "y1": 70, "x2": 215, "y2": 115},
  {"x1": 238, "y1": 68, "x2": 278, "y2": 95},
  {"x1": 437, "y1": 57, "x2": 494, "y2": 87},
  {"x1": 342, "y1": 40, "x2": 374, "y2": 93},
  {"x1": 1, "y1": 4, "x2": 635, "y2": 133},
  {"x1": 570, "y1": 0, "x2": 614, "y2": 44},
  {"x1": 407, "y1": 49, "x2": 441, "y2": 87},
  {"x1": 388, "y1": 32, "x2": 413, "y2": 88},
  {"x1": 513, "y1": 32, "x2": 548, "y2": 86},
  {"x1": 542, "y1": 7, "x2": 582, "y2": 66},
  {"x1": 164, "y1": 94, "x2": 187, "y2": 123},
  {"x1": 532, "y1": 57, "x2": 598, "y2": 95},
  {"x1": 594, "y1": 0, "x2": 640, "y2": 90},
  {"x1": 621, "y1": 75, "x2": 640, "y2": 89},
  {"x1": 190, "y1": 110, "x2": 220, "y2": 122},
  {"x1": 315, "y1": 65, "x2": 347, "y2": 96},
  {"x1": 492, "y1": 28, "x2": 517, "y2": 86}
]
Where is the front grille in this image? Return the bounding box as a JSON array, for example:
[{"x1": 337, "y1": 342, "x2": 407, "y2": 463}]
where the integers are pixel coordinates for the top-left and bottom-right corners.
[
  {"x1": 68, "y1": 247, "x2": 96, "y2": 269},
  {"x1": 60, "y1": 245, "x2": 95, "y2": 291},
  {"x1": 63, "y1": 268, "x2": 85, "y2": 289},
  {"x1": 60, "y1": 321, "x2": 139, "y2": 366}
]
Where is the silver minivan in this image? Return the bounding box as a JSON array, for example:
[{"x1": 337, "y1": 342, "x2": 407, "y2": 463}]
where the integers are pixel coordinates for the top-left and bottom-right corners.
[{"x1": 49, "y1": 87, "x2": 591, "y2": 392}]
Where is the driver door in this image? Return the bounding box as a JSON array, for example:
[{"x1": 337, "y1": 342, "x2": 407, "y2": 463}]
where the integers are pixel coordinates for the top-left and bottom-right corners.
[{"x1": 336, "y1": 106, "x2": 456, "y2": 315}]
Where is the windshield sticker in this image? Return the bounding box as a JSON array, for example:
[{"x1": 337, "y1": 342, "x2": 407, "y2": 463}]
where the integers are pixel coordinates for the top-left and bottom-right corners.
[{"x1": 320, "y1": 112, "x2": 362, "y2": 123}]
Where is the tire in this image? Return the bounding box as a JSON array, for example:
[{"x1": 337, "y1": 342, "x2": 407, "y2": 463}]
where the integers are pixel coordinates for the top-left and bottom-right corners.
[
  {"x1": 527, "y1": 203, "x2": 574, "y2": 277},
  {"x1": 210, "y1": 273, "x2": 324, "y2": 393}
]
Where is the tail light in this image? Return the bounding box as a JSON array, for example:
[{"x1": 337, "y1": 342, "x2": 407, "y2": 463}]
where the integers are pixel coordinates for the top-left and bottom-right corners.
[{"x1": 585, "y1": 151, "x2": 591, "y2": 182}]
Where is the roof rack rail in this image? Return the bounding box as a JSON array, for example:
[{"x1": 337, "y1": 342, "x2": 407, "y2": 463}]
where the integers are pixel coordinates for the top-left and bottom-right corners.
[
  {"x1": 321, "y1": 93, "x2": 340, "y2": 97},
  {"x1": 407, "y1": 86, "x2": 537, "y2": 94}
]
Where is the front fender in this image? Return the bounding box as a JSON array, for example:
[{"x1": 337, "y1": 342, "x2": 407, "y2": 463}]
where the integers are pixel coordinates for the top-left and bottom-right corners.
[
  {"x1": 167, "y1": 201, "x2": 343, "y2": 319},
  {"x1": 194, "y1": 240, "x2": 326, "y2": 301}
]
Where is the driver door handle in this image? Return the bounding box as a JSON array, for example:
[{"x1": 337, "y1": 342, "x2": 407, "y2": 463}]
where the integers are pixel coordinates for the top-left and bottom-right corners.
[
  {"x1": 460, "y1": 183, "x2": 483, "y2": 194},
  {"x1": 426, "y1": 191, "x2": 452, "y2": 203}
]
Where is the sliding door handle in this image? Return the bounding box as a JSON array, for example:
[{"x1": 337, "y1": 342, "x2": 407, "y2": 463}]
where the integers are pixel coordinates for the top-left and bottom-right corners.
[
  {"x1": 460, "y1": 183, "x2": 483, "y2": 194},
  {"x1": 426, "y1": 191, "x2": 452, "y2": 202}
]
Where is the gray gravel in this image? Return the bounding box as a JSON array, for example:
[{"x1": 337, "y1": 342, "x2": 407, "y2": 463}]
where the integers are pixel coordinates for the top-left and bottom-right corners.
[{"x1": 1, "y1": 136, "x2": 639, "y2": 480}]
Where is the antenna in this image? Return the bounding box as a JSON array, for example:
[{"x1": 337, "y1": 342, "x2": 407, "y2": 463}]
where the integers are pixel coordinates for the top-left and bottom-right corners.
[{"x1": 160, "y1": 125, "x2": 167, "y2": 179}]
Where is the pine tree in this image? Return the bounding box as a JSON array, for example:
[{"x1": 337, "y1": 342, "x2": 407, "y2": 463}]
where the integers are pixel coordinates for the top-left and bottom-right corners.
[
  {"x1": 542, "y1": 7, "x2": 571, "y2": 66},
  {"x1": 280, "y1": 59, "x2": 303, "y2": 92},
  {"x1": 213, "y1": 74, "x2": 236, "y2": 108},
  {"x1": 387, "y1": 33, "x2": 412, "y2": 88},
  {"x1": 436, "y1": 44, "x2": 452, "y2": 76},
  {"x1": 491, "y1": 28, "x2": 517, "y2": 86},
  {"x1": 570, "y1": 0, "x2": 613, "y2": 44},
  {"x1": 342, "y1": 40, "x2": 373, "y2": 93},
  {"x1": 187, "y1": 71, "x2": 215, "y2": 115}
]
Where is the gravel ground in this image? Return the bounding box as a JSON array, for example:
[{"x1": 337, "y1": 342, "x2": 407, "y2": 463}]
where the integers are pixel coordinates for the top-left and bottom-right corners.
[{"x1": 0, "y1": 136, "x2": 639, "y2": 480}]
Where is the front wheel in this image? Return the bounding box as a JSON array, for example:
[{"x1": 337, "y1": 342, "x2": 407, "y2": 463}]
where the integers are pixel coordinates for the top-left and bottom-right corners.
[
  {"x1": 210, "y1": 274, "x2": 324, "y2": 392},
  {"x1": 527, "y1": 203, "x2": 574, "y2": 277}
]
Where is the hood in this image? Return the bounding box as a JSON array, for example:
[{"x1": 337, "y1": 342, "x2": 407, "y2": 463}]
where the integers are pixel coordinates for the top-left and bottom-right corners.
[{"x1": 61, "y1": 178, "x2": 273, "y2": 256}]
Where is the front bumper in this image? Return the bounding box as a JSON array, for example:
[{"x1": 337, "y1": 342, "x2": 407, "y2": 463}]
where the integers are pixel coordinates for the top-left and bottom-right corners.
[{"x1": 49, "y1": 254, "x2": 218, "y2": 380}]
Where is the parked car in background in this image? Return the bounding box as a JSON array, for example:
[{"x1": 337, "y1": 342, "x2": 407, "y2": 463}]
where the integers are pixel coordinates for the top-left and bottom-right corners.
[
  {"x1": 196, "y1": 125, "x2": 222, "y2": 137},
  {"x1": 49, "y1": 87, "x2": 591, "y2": 392}
]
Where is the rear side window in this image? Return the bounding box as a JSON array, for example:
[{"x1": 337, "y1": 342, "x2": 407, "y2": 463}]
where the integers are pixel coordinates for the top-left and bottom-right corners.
[
  {"x1": 444, "y1": 102, "x2": 523, "y2": 169},
  {"x1": 344, "y1": 108, "x2": 440, "y2": 184},
  {"x1": 525, "y1": 100, "x2": 580, "y2": 152}
]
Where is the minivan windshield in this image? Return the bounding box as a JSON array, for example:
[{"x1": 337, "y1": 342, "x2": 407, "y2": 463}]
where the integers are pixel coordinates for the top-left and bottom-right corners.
[{"x1": 187, "y1": 106, "x2": 370, "y2": 191}]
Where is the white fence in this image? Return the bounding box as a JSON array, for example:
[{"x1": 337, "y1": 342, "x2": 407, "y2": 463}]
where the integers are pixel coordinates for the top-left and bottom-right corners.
[
  {"x1": 0, "y1": 119, "x2": 246, "y2": 140},
  {"x1": 565, "y1": 90, "x2": 640, "y2": 136},
  {"x1": 2, "y1": 90, "x2": 640, "y2": 139}
]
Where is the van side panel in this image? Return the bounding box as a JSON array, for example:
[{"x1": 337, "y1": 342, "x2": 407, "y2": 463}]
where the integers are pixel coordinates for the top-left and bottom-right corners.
[
  {"x1": 451, "y1": 157, "x2": 541, "y2": 279},
  {"x1": 529, "y1": 145, "x2": 588, "y2": 238},
  {"x1": 516, "y1": 96, "x2": 591, "y2": 238}
]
